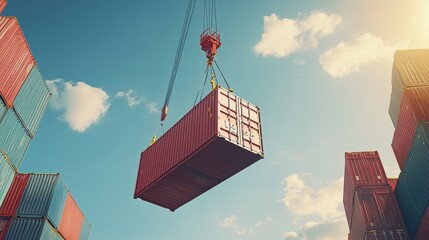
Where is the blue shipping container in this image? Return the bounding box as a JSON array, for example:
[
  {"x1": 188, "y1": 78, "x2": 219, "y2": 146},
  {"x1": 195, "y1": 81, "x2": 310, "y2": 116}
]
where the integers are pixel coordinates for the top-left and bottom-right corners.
[
  {"x1": 0, "y1": 155, "x2": 15, "y2": 207},
  {"x1": 0, "y1": 109, "x2": 31, "y2": 170},
  {"x1": 0, "y1": 99, "x2": 6, "y2": 120},
  {"x1": 13, "y1": 65, "x2": 51, "y2": 138},
  {"x1": 16, "y1": 174, "x2": 67, "y2": 229},
  {"x1": 6, "y1": 218, "x2": 63, "y2": 240},
  {"x1": 396, "y1": 122, "x2": 429, "y2": 238},
  {"x1": 79, "y1": 217, "x2": 91, "y2": 240}
]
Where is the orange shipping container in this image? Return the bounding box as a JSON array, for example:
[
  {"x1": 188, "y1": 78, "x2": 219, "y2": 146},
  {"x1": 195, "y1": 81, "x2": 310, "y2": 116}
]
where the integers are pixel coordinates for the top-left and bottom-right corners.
[{"x1": 59, "y1": 193, "x2": 84, "y2": 240}]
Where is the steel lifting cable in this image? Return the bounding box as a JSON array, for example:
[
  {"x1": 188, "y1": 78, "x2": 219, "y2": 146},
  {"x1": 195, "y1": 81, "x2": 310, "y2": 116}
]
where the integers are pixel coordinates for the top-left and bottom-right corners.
[
  {"x1": 213, "y1": 60, "x2": 232, "y2": 91},
  {"x1": 161, "y1": 0, "x2": 196, "y2": 122}
]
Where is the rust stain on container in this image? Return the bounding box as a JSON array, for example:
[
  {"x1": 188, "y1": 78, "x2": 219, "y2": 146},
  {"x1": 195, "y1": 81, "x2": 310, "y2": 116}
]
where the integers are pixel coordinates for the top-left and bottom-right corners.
[
  {"x1": 134, "y1": 86, "x2": 264, "y2": 211},
  {"x1": 0, "y1": 17, "x2": 35, "y2": 108}
]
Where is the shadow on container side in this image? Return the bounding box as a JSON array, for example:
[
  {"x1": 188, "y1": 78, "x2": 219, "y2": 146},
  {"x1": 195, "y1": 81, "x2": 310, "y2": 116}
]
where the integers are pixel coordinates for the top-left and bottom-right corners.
[{"x1": 134, "y1": 86, "x2": 264, "y2": 211}]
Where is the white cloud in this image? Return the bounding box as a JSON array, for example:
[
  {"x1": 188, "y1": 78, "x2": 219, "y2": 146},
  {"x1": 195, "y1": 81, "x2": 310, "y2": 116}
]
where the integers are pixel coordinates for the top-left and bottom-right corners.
[
  {"x1": 116, "y1": 89, "x2": 159, "y2": 114},
  {"x1": 254, "y1": 11, "x2": 342, "y2": 57},
  {"x1": 116, "y1": 90, "x2": 142, "y2": 107},
  {"x1": 282, "y1": 174, "x2": 344, "y2": 220},
  {"x1": 219, "y1": 215, "x2": 253, "y2": 236},
  {"x1": 46, "y1": 79, "x2": 110, "y2": 133},
  {"x1": 255, "y1": 217, "x2": 272, "y2": 227},
  {"x1": 282, "y1": 174, "x2": 348, "y2": 240},
  {"x1": 319, "y1": 33, "x2": 405, "y2": 78}
]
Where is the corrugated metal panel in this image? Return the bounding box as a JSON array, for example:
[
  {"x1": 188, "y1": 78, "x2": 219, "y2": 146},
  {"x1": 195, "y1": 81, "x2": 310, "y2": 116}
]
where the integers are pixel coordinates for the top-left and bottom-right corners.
[
  {"x1": 59, "y1": 193, "x2": 84, "y2": 240},
  {"x1": 13, "y1": 65, "x2": 51, "y2": 137},
  {"x1": 78, "y1": 217, "x2": 90, "y2": 240},
  {"x1": 0, "y1": 174, "x2": 29, "y2": 217},
  {"x1": 0, "y1": 1, "x2": 7, "y2": 14},
  {"x1": 350, "y1": 186, "x2": 407, "y2": 240},
  {"x1": 416, "y1": 206, "x2": 429, "y2": 240},
  {"x1": 396, "y1": 122, "x2": 429, "y2": 238},
  {"x1": 387, "y1": 178, "x2": 397, "y2": 191},
  {"x1": 0, "y1": 97, "x2": 6, "y2": 119},
  {"x1": 392, "y1": 87, "x2": 429, "y2": 170},
  {"x1": 6, "y1": 218, "x2": 62, "y2": 240},
  {"x1": 134, "y1": 86, "x2": 264, "y2": 211},
  {"x1": 0, "y1": 17, "x2": 35, "y2": 108},
  {"x1": 17, "y1": 174, "x2": 67, "y2": 229},
  {"x1": 0, "y1": 109, "x2": 31, "y2": 170},
  {"x1": 364, "y1": 229, "x2": 409, "y2": 240},
  {"x1": 0, "y1": 155, "x2": 14, "y2": 209},
  {"x1": 0, "y1": 218, "x2": 11, "y2": 240},
  {"x1": 343, "y1": 151, "x2": 388, "y2": 227}
]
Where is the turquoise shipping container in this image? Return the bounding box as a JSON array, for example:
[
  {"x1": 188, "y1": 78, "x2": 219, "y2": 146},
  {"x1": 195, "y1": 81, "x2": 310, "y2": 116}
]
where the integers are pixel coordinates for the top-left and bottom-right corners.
[
  {"x1": 16, "y1": 174, "x2": 67, "y2": 229},
  {"x1": 0, "y1": 154, "x2": 14, "y2": 208},
  {"x1": 0, "y1": 108, "x2": 31, "y2": 170},
  {"x1": 13, "y1": 65, "x2": 51, "y2": 137},
  {"x1": 79, "y1": 217, "x2": 91, "y2": 240},
  {"x1": 395, "y1": 122, "x2": 429, "y2": 238},
  {"x1": 5, "y1": 218, "x2": 63, "y2": 240},
  {"x1": 388, "y1": 49, "x2": 429, "y2": 126}
]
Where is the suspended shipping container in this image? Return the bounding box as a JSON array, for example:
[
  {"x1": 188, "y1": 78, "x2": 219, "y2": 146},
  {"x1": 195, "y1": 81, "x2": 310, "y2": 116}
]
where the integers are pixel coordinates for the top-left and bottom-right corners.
[
  {"x1": 349, "y1": 186, "x2": 407, "y2": 240},
  {"x1": 13, "y1": 65, "x2": 51, "y2": 137},
  {"x1": 16, "y1": 174, "x2": 67, "y2": 229},
  {"x1": 388, "y1": 49, "x2": 429, "y2": 126},
  {"x1": 0, "y1": 1, "x2": 7, "y2": 15},
  {"x1": 0, "y1": 173, "x2": 30, "y2": 217},
  {"x1": 0, "y1": 108, "x2": 31, "y2": 171},
  {"x1": 0, "y1": 155, "x2": 14, "y2": 208},
  {"x1": 415, "y1": 206, "x2": 429, "y2": 240},
  {"x1": 392, "y1": 87, "x2": 429, "y2": 170},
  {"x1": 5, "y1": 218, "x2": 63, "y2": 240},
  {"x1": 0, "y1": 17, "x2": 35, "y2": 108},
  {"x1": 395, "y1": 122, "x2": 429, "y2": 238},
  {"x1": 343, "y1": 151, "x2": 388, "y2": 226},
  {"x1": 134, "y1": 86, "x2": 264, "y2": 211}
]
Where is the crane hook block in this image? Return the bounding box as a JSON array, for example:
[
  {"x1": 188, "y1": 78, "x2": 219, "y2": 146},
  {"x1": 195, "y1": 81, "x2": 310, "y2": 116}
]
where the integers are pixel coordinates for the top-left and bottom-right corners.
[
  {"x1": 161, "y1": 105, "x2": 168, "y2": 122},
  {"x1": 200, "y1": 28, "x2": 221, "y2": 65}
]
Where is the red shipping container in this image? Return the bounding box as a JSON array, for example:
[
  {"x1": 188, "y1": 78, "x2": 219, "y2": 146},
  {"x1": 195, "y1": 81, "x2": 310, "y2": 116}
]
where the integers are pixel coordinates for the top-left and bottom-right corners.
[
  {"x1": 415, "y1": 206, "x2": 429, "y2": 240},
  {"x1": 364, "y1": 229, "x2": 409, "y2": 240},
  {"x1": 350, "y1": 186, "x2": 408, "y2": 240},
  {"x1": 387, "y1": 178, "x2": 398, "y2": 191},
  {"x1": 134, "y1": 86, "x2": 264, "y2": 211},
  {"x1": 348, "y1": 233, "x2": 351, "y2": 240},
  {"x1": 0, "y1": 17, "x2": 35, "y2": 107},
  {"x1": 0, "y1": 218, "x2": 11, "y2": 240},
  {"x1": 58, "y1": 193, "x2": 84, "y2": 240},
  {"x1": 0, "y1": 174, "x2": 29, "y2": 217},
  {"x1": 0, "y1": 1, "x2": 6, "y2": 14},
  {"x1": 392, "y1": 87, "x2": 429, "y2": 170},
  {"x1": 343, "y1": 151, "x2": 388, "y2": 227}
]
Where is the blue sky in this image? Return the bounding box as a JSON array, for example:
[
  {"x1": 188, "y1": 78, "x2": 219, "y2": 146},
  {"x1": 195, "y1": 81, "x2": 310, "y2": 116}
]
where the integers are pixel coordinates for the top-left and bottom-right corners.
[{"x1": 4, "y1": 0, "x2": 429, "y2": 239}]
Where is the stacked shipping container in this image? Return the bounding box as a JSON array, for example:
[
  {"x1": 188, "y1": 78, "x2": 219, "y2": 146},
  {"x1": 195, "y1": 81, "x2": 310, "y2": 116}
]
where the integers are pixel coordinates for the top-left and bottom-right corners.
[
  {"x1": 0, "y1": 1, "x2": 6, "y2": 14},
  {"x1": 387, "y1": 49, "x2": 429, "y2": 239},
  {"x1": 0, "y1": 12, "x2": 91, "y2": 239},
  {"x1": 343, "y1": 152, "x2": 409, "y2": 240}
]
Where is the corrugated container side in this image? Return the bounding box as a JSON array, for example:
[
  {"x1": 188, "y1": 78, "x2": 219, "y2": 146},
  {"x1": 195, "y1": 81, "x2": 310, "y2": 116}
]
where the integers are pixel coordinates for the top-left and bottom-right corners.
[
  {"x1": 78, "y1": 218, "x2": 90, "y2": 240},
  {"x1": 0, "y1": 96, "x2": 6, "y2": 118},
  {"x1": 364, "y1": 229, "x2": 409, "y2": 240},
  {"x1": 387, "y1": 178, "x2": 398, "y2": 191},
  {"x1": 395, "y1": 174, "x2": 421, "y2": 239},
  {"x1": 135, "y1": 87, "x2": 264, "y2": 211},
  {"x1": 13, "y1": 65, "x2": 51, "y2": 137},
  {"x1": 0, "y1": 109, "x2": 31, "y2": 170},
  {"x1": 0, "y1": 155, "x2": 14, "y2": 208},
  {"x1": 416, "y1": 206, "x2": 429, "y2": 240},
  {"x1": 16, "y1": 174, "x2": 67, "y2": 229},
  {"x1": 59, "y1": 193, "x2": 84, "y2": 240},
  {"x1": 0, "y1": 218, "x2": 11, "y2": 240},
  {"x1": 392, "y1": 87, "x2": 429, "y2": 170},
  {"x1": 389, "y1": 49, "x2": 429, "y2": 126},
  {"x1": 396, "y1": 122, "x2": 429, "y2": 238},
  {"x1": 6, "y1": 218, "x2": 62, "y2": 240},
  {"x1": 0, "y1": 1, "x2": 7, "y2": 14},
  {"x1": 0, "y1": 17, "x2": 35, "y2": 107},
  {"x1": 0, "y1": 173, "x2": 29, "y2": 217},
  {"x1": 343, "y1": 151, "x2": 388, "y2": 226},
  {"x1": 350, "y1": 186, "x2": 406, "y2": 240}
]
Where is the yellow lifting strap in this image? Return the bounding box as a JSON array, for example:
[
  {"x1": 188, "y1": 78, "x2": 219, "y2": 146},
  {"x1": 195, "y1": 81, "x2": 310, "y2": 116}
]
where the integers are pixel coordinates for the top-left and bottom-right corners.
[
  {"x1": 210, "y1": 73, "x2": 216, "y2": 90},
  {"x1": 150, "y1": 135, "x2": 157, "y2": 146}
]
